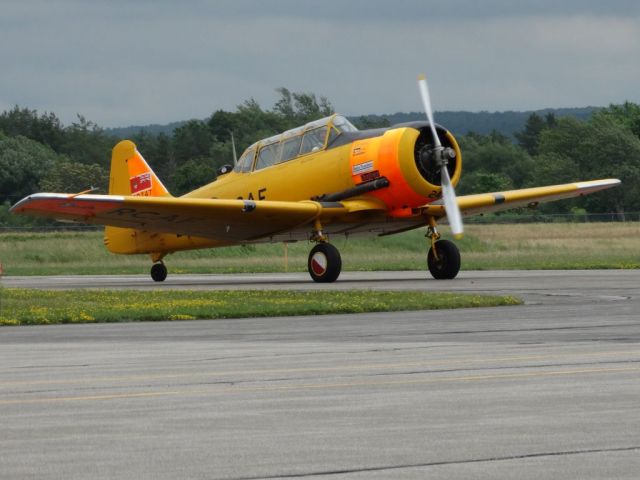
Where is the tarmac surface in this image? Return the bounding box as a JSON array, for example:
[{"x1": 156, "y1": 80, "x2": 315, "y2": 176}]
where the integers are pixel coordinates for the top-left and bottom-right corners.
[{"x1": 1, "y1": 270, "x2": 639, "y2": 479}]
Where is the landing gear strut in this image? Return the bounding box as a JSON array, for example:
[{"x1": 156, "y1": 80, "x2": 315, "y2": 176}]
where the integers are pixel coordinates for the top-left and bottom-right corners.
[
  {"x1": 150, "y1": 262, "x2": 167, "y2": 282},
  {"x1": 426, "y1": 220, "x2": 461, "y2": 280},
  {"x1": 307, "y1": 220, "x2": 342, "y2": 283}
]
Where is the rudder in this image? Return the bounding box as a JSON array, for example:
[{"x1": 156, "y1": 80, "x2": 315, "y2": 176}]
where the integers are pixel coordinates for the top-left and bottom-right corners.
[
  {"x1": 105, "y1": 140, "x2": 171, "y2": 254},
  {"x1": 109, "y1": 140, "x2": 171, "y2": 197}
]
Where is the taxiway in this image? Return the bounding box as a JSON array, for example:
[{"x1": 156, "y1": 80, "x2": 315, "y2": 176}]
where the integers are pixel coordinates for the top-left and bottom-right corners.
[{"x1": 1, "y1": 270, "x2": 639, "y2": 479}]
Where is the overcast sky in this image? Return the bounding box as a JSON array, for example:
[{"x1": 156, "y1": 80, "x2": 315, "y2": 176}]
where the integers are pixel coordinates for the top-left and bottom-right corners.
[{"x1": 2, "y1": 0, "x2": 639, "y2": 127}]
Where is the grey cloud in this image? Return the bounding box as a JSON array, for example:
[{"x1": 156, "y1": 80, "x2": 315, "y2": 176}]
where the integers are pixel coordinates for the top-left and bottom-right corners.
[
  {"x1": 1, "y1": 1, "x2": 639, "y2": 127},
  {"x1": 166, "y1": 0, "x2": 640, "y2": 21}
]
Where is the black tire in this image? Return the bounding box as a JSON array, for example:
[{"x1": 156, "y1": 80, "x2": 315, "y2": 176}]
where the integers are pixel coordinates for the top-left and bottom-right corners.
[
  {"x1": 308, "y1": 243, "x2": 342, "y2": 283},
  {"x1": 150, "y1": 262, "x2": 168, "y2": 282},
  {"x1": 427, "y1": 239, "x2": 461, "y2": 280}
]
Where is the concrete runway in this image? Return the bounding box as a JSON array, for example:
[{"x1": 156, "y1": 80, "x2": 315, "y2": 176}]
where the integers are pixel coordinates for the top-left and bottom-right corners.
[{"x1": 1, "y1": 270, "x2": 639, "y2": 479}]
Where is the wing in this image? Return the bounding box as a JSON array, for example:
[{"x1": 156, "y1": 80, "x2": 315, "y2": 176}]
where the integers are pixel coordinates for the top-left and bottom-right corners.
[
  {"x1": 9, "y1": 193, "x2": 348, "y2": 241},
  {"x1": 10, "y1": 178, "x2": 620, "y2": 242},
  {"x1": 422, "y1": 179, "x2": 621, "y2": 218}
]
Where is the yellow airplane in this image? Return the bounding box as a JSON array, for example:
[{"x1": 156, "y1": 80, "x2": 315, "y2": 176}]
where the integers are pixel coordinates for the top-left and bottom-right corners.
[{"x1": 11, "y1": 77, "x2": 620, "y2": 282}]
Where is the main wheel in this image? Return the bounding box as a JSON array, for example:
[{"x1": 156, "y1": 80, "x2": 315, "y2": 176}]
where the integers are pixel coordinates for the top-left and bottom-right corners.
[
  {"x1": 308, "y1": 243, "x2": 342, "y2": 283},
  {"x1": 150, "y1": 262, "x2": 168, "y2": 282},
  {"x1": 427, "y1": 239, "x2": 461, "y2": 280}
]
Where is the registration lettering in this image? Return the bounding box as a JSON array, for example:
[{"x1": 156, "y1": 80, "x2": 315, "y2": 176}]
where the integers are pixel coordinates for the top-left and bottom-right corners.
[{"x1": 107, "y1": 208, "x2": 200, "y2": 224}]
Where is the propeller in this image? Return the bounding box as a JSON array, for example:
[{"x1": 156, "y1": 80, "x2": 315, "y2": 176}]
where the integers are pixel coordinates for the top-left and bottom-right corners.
[{"x1": 418, "y1": 74, "x2": 464, "y2": 238}]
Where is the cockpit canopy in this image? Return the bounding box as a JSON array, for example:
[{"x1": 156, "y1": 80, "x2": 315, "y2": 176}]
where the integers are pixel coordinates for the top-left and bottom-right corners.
[{"x1": 233, "y1": 114, "x2": 358, "y2": 173}]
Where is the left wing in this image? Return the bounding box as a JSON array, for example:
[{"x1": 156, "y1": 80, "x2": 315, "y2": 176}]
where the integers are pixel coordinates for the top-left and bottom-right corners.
[
  {"x1": 9, "y1": 193, "x2": 348, "y2": 241},
  {"x1": 422, "y1": 179, "x2": 621, "y2": 218}
]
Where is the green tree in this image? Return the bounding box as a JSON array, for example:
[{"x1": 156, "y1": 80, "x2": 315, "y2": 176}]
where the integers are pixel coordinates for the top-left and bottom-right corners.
[
  {"x1": 131, "y1": 130, "x2": 175, "y2": 182},
  {"x1": 208, "y1": 140, "x2": 235, "y2": 169},
  {"x1": 60, "y1": 115, "x2": 114, "y2": 166},
  {"x1": 595, "y1": 102, "x2": 640, "y2": 138},
  {"x1": 154, "y1": 132, "x2": 176, "y2": 182},
  {"x1": 515, "y1": 112, "x2": 552, "y2": 155},
  {"x1": 352, "y1": 115, "x2": 390, "y2": 129},
  {"x1": 529, "y1": 152, "x2": 579, "y2": 186},
  {"x1": 537, "y1": 115, "x2": 640, "y2": 216},
  {"x1": 0, "y1": 106, "x2": 65, "y2": 151},
  {"x1": 459, "y1": 133, "x2": 533, "y2": 190},
  {"x1": 0, "y1": 133, "x2": 63, "y2": 203},
  {"x1": 458, "y1": 171, "x2": 513, "y2": 195},
  {"x1": 172, "y1": 120, "x2": 214, "y2": 164},
  {"x1": 272, "y1": 88, "x2": 334, "y2": 125},
  {"x1": 291, "y1": 91, "x2": 333, "y2": 124},
  {"x1": 273, "y1": 88, "x2": 296, "y2": 120},
  {"x1": 230, "y1": 99, "x2": 283, "y2": 151},
  {"x1": 207, "y1": 110, "x2": 243, "y2": 144},
  {"x1": 169, "y1": 158, "x2": 217, "y2": 195},
  {"x1": 40, "y1": 160, "x2": 108, "y2": 193}
]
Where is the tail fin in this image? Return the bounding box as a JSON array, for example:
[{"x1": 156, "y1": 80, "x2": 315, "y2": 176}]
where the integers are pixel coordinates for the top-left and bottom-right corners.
[
  {"x1": 105, "y1": 140, "x2": 170, "y2": 254},
  {"x1": 109, "y1": 140, "x2": 171, "y2": 197}
]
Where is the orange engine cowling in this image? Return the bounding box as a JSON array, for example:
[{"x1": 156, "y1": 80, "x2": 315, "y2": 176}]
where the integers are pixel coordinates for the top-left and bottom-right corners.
[{"x1": 349, "y1": 123, "x2": 462, "y2": 217}]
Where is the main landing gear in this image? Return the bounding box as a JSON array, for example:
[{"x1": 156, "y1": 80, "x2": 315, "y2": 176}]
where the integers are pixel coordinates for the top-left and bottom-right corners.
[
  {"x1": 307, "y1": 220, "x2": 342, "y2": 283},
  {"x1": 304, "y1": 218, "x2": 461, "y2": 283},
  {"x1": 426, "y1": 221, "x2": 461, "y2": 280}
]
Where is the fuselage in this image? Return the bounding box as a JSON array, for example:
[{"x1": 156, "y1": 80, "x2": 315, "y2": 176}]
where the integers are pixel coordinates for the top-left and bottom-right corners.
[
  {"x1": 184, "y1": 114, "x2": 462, "y2": 218},
  {"x1": 106, "y1": 114, "x2": 462, "y2": 255}
]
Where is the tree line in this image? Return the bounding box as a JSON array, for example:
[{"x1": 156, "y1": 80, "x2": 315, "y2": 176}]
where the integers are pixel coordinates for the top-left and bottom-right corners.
[{"x1": 1, "y1": 89, "x2": 639, "y2": 227}]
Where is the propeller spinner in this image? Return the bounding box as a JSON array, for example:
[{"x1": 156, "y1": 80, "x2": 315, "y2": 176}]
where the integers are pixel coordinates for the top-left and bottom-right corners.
[{"x1": 418, "y1": 74, "x2": 464, "y2": 238}]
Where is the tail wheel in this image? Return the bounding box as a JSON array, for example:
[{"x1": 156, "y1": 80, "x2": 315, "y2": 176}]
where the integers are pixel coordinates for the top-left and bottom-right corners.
[
  {"x1": 150, "y1": 262, "x2": 168, "y2": 282},
  {"x1": 308, "y1": 243, "x2": 342, "y2": 283},
  {"x1": 427, "y1": 239, "x2": 461, "y2": 280}
]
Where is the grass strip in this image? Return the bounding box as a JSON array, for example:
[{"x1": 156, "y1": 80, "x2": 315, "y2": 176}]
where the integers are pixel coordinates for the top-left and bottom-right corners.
[
  {"x1": 0, "y1": 288, "x2": 521, "y2": 326},
  {"x1": 2, "y1": 223, "x2": 640, "y2": 276}
]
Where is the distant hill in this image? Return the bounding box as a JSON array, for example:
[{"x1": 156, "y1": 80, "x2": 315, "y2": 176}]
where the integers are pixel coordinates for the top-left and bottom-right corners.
[
  {"x1": 105, "y1": 107, "x2": 600, "y2": 139},
  {"x1": 362, "y1": 107, "x2": 600, "y2": 137},
  {"x1": 105, "y1": 120, "x2": 188, "y2": 138}
]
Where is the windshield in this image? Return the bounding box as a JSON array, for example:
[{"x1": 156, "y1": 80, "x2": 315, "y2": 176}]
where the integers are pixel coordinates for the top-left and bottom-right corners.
[
  {"x1": 332, "y1": 115, "x2": 358, "y2": 133},
  {"x1": 233, "y1": 148, "x2": 255, "y2": 173}
]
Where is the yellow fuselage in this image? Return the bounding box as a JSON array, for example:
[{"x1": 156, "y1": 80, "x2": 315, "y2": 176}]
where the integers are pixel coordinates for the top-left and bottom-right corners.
[{"x1": 105, "y1": 125, "x2": 462, "y2": 258}]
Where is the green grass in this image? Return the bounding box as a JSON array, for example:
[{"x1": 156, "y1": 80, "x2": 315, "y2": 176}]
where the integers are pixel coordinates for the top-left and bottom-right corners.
[
  {"x1": 1, "y1": 223, "x2": 639, "y2": 275},
  {"x1": 0, "y1": 288, "x2": 521, "y2": 326}
]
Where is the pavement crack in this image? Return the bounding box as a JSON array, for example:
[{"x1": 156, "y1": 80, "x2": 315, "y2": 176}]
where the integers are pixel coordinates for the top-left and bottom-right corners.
[
  {"x1": 227, "y1": 446, "x2": 640, "y2": 479},
  {"x1": 420, "y1": 322, "x2": 640, "y2": 336}
]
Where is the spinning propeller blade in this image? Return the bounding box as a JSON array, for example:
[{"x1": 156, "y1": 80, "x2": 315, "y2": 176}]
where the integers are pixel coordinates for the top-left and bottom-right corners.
[{"x1": 418, "y1": 74, "x2": 463, "y2": 238}]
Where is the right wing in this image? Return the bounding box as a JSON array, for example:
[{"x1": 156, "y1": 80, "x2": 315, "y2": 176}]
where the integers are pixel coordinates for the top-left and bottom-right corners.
[{"x1": 422, "y1": 179, "x2": 621, "y2": 218}]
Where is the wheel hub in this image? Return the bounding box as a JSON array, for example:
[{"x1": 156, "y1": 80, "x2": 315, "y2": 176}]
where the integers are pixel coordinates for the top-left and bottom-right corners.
[{"x1": 310, "y1": 252, "x2": 328, "y2": 276}]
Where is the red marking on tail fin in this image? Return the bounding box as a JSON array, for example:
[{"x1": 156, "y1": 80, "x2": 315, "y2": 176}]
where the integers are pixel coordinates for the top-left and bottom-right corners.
[{"x1": 130, "y1": 172, "x2": 152, "y2": 194}]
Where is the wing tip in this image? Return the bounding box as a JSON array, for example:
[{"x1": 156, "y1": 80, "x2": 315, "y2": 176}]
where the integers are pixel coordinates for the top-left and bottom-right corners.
[
  {"x1": 575, "y1": 178, "x2": 621, "y2": 191},
  {"x1": 9, "y1": 193, "x2": 62, "y2": 213}
]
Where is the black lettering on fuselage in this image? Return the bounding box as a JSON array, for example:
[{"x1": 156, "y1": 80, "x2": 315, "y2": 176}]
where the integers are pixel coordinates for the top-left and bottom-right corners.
[
  {"x1": 131, "y1": 211, "x2": 160, "y2": 220},
  {"x1": 238, "y1": 188, "x2": 267, "y2": 201},
  {"x1": 108, "y1": 208, "x2": 136, "y2": 216},
  {"x1": 107, "y1": 208, "x2": 200, "y2": 224}
]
